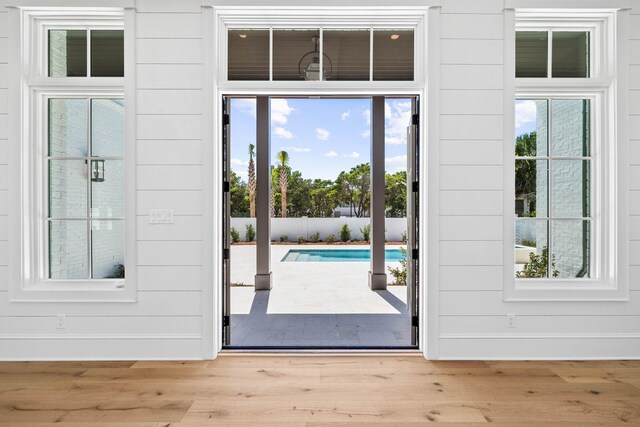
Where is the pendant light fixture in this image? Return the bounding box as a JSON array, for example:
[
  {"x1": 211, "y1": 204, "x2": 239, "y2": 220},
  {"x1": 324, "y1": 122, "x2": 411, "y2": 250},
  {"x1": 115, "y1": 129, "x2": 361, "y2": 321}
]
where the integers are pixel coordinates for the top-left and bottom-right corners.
[{"x1": 298, "y1": 36, "x2": 333, "y2": 81}]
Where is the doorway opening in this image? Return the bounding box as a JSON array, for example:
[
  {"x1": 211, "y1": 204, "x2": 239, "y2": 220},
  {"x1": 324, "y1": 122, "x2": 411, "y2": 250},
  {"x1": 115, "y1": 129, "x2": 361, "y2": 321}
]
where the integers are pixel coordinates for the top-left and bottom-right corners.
[{"x1": 222, "y1": 95, "x2": 419, "y2": 349}]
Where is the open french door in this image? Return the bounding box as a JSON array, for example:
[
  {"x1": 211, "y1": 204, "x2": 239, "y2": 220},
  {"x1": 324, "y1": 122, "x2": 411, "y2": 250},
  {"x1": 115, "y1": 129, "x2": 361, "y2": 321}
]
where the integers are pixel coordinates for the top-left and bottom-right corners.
[
  {"x1": 407, "y1": 97, "x2": 419, "y2": 346},
  {"x1": 222, "y1": 97, "x2": 231, "y2": 346}
]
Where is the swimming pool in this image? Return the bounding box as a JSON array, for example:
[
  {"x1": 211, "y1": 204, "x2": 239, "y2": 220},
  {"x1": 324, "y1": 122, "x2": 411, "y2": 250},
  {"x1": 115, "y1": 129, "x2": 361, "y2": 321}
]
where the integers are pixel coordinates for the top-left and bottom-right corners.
[{"x1": 281, "y1": 249, "x2": 404, "y2": 262}]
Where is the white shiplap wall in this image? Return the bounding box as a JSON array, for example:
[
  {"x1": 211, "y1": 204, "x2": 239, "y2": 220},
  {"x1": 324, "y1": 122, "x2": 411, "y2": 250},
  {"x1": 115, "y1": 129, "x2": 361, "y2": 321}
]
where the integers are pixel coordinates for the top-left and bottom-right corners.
[
  {"x1": 437, "y1": 0, "x2": 640, "y2": 359},
  {"x1": 0, "y1": 0, "x2": 638, "y2": 360},
  {"x1": 0, "y1": 7, "x2": 7, "y2": 310},
  {"x1": 0, "y1": 0, "x2": 205, "y2": 360}
]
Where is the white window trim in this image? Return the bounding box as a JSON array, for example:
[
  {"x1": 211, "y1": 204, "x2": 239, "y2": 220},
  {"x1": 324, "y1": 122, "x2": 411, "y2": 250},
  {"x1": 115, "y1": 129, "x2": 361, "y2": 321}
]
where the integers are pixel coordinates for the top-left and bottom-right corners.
[
  {"x1": 503, "y1": 9, "x2": 630, "y2": 301},
  {"x1": 8, "y1": 7, "x2": 137, "y2": 302},
  {"x1": 203, "y1": 3, "x2": 441, "y2": 359},
  {"x1": 214, "y1": 6, "x2": 429, "y2": 91}
]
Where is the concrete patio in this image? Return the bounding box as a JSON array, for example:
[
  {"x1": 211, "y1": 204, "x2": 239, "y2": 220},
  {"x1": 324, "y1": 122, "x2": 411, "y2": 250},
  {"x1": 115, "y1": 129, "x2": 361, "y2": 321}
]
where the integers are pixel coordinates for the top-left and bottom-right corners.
[{"x1": 229, "y1": 244, "x2": 412, "y2": 347}]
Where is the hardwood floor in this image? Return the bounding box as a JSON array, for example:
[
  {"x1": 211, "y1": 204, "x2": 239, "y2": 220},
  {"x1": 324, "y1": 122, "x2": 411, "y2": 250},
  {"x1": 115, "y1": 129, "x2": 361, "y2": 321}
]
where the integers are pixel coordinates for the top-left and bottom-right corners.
[{"x1": 0, "y1": 356, "x2": 639, "y2": 425}]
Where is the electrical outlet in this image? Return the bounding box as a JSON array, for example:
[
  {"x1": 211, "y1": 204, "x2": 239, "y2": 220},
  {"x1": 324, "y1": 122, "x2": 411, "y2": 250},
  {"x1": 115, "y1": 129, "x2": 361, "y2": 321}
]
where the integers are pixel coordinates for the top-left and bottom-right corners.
[
  {"x1": 56, "y1": 315, "x2": 66, "y2": 329},
  {"x1": 506, "y1": 313, "x2": 516, "y2": 328}
]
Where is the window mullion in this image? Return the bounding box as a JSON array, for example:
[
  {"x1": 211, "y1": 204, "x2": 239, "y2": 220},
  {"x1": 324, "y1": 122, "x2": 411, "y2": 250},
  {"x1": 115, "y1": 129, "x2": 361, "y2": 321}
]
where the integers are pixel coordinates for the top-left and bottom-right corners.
[
  {"x1": 87, "y1": 97, "x2": 93, "y2": 279},
  {"x1": 547, "y1": 30, "x2": 552, "y2": 78},
  {"x1": 546, "y1": 98, "x2": 552, "y2": 277},
  {"x1": 86, "y1": 29, "x2": 91, "y2": 77}
]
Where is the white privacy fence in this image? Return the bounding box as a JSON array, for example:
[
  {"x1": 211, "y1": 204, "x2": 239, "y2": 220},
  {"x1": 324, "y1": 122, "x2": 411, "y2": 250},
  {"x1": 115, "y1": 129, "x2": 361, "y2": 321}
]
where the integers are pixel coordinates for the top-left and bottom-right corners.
[{"x1": 231, "y1": 217, "x2": 408, "y2": 242}]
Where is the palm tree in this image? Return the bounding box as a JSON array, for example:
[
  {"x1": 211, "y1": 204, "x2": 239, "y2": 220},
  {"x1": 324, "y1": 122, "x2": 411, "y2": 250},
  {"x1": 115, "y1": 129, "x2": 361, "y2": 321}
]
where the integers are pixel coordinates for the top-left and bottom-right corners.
[
  {"x1": 247, "y1": 144, "x2": 256, "y2": 217},
  {"x1": 269, "y1": 187, "x2": 275, "y2": 218},
  {"x1": 276, "y1": 150, "x2": 289, "y2": 218}
]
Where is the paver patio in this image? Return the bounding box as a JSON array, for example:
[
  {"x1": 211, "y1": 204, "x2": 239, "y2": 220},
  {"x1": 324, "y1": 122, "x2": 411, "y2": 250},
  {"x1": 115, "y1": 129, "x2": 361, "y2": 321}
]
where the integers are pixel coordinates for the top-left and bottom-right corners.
[{"x1": 230, "y1": 244, "x2": 412, "y2": 347}]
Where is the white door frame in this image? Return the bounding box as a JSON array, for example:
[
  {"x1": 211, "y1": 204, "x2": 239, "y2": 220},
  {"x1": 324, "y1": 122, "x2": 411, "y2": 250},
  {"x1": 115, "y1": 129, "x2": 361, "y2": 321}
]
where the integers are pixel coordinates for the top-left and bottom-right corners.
[{"x1": 201, "y1": 3, "x2": 441, "y2": 359}]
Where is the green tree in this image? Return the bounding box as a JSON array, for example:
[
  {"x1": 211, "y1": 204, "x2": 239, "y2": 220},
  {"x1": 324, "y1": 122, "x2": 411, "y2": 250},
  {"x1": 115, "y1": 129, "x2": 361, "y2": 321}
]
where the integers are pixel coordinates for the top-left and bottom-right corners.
[
  {"x1": 515, "y1": 132, "x2": 538, "y2": 213},
  {"x1": 276, "y1": 150, "x2": 290, "y2": 218},
  {"x1": 309, "y1": 179, "x2": 337, "y2": 217},
  {"x1": 333, "y1": 163, "x2": 370, "y2": 217},
  {"x1": 229, "y1": 170, "x2": 249, "y2": 217},
  {"x1": 247, "y1": 144, "x2": 256, "y2": 217},
  {"x1": 385, "y1": 170, "x2": 407, "y2": 217}
]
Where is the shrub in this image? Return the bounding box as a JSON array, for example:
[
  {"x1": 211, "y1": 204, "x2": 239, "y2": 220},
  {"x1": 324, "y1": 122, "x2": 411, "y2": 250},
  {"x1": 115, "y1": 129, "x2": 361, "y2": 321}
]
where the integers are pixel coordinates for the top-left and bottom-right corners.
[
  {"x1": 297, "y1": 235, "x2": 306, "y2": 244},
  {"x1": 279, "y1": 234, "x2": 288, "y2": 242},
  {"x1": 326, "y1": 234, "x2": 336, "y2": 243},
  {"x1": 516, "y1": 246, "x2": 559, "y2": 278},
  {"x1": 230, "y1": 227, "x2": 240, "y2": 243},
  {"x1": 245, "y1": 223, "x2": 255, "y2": 242},
  {"x1": 360, "y1": 224, "x2": 371, "y2": 242},
  {"x1": 401, "y1": 230, "x2": 408, "y2": 243},
  {"x1": 521, "y1": 239, "x2": 536, "y2": 247},
  {"x1": 387, "y1": 248, "x2": 407, "y2": 286},
  {"x1": 339, "y1": 224, "x2": 351, "y2": 242},
  {"x1": 309, "y1": 232, "x2": 320, "y2": 242}
]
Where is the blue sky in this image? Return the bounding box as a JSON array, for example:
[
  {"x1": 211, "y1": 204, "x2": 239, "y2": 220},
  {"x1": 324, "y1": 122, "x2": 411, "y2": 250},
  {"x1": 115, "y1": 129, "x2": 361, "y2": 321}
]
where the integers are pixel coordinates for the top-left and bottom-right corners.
[
  {"x1": 515, "y1": 99, "x2": 538, "y2": 138},
  {"x1": 229, "y1": 98, "x2": 412, "y2": 181}
]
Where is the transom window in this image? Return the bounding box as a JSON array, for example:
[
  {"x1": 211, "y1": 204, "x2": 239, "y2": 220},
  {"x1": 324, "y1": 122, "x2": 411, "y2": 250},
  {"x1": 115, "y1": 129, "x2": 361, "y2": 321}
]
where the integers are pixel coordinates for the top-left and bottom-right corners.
[
  {"x1": 227, "y1": 28, "x2": 414, "y2": 81},
  {"x1": 47, "y1": 98, "x2": 125, "y2": 280},
  {"x1": 516, "y1": 30, "x2": 590, "y2": 78},
  {"x1": 514, "y1": 98, "x2": 592, "y2": 279},
  {"x1": 48, "y1": 29, "x2": 124, "y2": 77}
]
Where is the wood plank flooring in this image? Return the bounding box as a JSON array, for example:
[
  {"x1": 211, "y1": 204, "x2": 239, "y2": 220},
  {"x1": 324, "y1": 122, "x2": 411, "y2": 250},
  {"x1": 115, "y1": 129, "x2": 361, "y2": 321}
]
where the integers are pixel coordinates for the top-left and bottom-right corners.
[{"x1": 0, "y1": 356, "x2": 639, "y2": 425}]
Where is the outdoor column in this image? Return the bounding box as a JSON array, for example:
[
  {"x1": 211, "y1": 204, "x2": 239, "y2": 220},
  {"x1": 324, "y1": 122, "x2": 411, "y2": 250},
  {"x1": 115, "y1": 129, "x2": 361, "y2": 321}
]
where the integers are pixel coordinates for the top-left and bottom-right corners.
[
  {"x1": 255, "y1": 96, "x2": 272, "y2": 290},
  {"x1": 369, "y1": 96, "x2": 387, "y2": 290}
]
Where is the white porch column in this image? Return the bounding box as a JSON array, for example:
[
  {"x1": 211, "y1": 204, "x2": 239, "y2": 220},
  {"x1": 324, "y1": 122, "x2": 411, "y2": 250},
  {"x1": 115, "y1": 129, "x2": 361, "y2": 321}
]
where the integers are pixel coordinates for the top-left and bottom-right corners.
[
  {"x1": 369, "y1": 96, "x2": 387, "y2": 290},
  {"x1": 255, "y1": 96, "x2": 272, "y2": 290}
]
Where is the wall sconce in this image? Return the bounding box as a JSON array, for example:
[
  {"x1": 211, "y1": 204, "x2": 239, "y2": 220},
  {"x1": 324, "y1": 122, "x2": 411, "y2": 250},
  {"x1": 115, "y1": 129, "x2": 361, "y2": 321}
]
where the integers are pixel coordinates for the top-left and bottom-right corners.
[{"x1": 91, "y1": 159, "x2": 105, "y2": 182}]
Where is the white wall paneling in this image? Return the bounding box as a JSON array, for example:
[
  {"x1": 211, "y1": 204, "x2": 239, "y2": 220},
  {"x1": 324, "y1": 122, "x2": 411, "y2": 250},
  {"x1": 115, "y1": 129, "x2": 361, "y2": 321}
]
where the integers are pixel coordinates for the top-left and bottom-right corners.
[{"x1": 0, "y1": 0, "x2": 638, "y2": 360}]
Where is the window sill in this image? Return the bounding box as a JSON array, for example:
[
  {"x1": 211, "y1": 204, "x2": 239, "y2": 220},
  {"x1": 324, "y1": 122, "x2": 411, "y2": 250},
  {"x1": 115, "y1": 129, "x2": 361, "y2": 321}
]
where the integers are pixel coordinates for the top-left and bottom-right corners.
[
  {"x1": 9, "y1": 279, "x2": 136, "y2": 303},
  {"x1": 505, "y1": 279, "x2": 629, "y2": 301}
]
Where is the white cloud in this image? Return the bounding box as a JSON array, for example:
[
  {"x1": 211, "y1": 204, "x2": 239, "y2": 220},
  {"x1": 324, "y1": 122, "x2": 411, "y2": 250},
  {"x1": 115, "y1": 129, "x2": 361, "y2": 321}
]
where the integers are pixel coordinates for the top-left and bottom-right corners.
[
  {"x1": 230, "y1": 98, "x2": 294, "y2": 125},
  {"x1": 273, "y1": 127, "x2": 294, "y2": 139},
  {"x1": 324, "y1": 151, "x2": 338, "y2": 157},
  {"x1": 385, "y1": 100, "x2": 412, "y2": 145},
  {"x1": 230, "y1": 158, "x2": 249, "y2": 167},
  {"x1": 361, "y1": 129, "x2": 370, "y2": 139},
  {"x1": 362, "y1": 108, "x2": 371, "y2": 125},
  {"x1": 235, "y1": 170, "x2": 248, "y2": 181},
  {"x1": 344, "y1": 152, "x2": 360, "y2": 158},
  {"x1": 271, "y1": 98, "x2": 294, "y2": 125},
  {"x1": 385, "y1": 154, "x2": 407, "y2": 171},
  {"x1": 232, "y1": 98, "x2": 256, "y2": 117},
  {"x1": 341, "y1": 110, "x2": 351, "y2": 121},
  {"x1": 515, "y1": 100, "x2": 537, "y2": 130},
  {"x1": 282, "y1": 146, "x2": 311, "y2": 153},
  {"x1": 315, "y1": 128, "x2": 330, "y2": 141}
]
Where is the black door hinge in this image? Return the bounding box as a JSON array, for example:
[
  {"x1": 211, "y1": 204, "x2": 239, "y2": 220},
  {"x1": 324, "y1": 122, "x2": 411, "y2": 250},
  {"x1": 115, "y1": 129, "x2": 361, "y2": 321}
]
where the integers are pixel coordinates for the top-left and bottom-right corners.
[
  {"x1": 223, "y1": 113, "x2": 230, "y2": 126},
  {"x1": 411, "y1": 316, "x2": 419, "y2": 328},
  {"x1": 412, "y1": 181, "x2": 419, "y2": 192},
  {"x1": 223, "y1": 248, "x2": 230, "y2": 260},
  {"x1": 223, "y1": 315, "x2": 230, "y2": 327},
  {"x1": 412, "y1": 113, "x2": 419, "y2": 125},
  {"x1": 223, "y1": 181, "x2": 230, "y2": 192},
  {"x1": 412, "y1": 248, "x2": 419, "y2": 260}
]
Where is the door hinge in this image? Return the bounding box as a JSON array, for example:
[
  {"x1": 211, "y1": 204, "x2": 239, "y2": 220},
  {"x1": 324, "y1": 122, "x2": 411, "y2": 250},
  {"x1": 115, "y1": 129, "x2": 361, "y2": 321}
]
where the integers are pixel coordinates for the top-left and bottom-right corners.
[
  {"x1": 412, "y1": 248, "x2": 419, "y2": 260},
  {"x1": 223, "y1": 315, "x2": 230, "y2": 327},
  {"x1": 223, "y1": 181, "x2": 230, "y2": 192},
  {"x1": 223, "y1": 248, "x2": 230, "y2": 260},
  {"x1": 223, "y1": 113, "x2": 230, "y2": 126},
  {"x1": 412, "y1": 181, "x2": 419, "y2": 192},
  {"x1": 411, "y1": 113, "x2": 419, "y2": 125},
  {"x1": 411, "y1": 315, "x2": 419, "y2": 328}
]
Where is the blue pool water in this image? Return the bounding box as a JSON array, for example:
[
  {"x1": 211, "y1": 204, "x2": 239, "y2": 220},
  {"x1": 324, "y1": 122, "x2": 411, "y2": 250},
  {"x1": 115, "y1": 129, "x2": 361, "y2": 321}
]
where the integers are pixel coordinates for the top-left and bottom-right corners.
[{"x1": 281, "y1": 249, "x2": 404, "y2": 262}]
